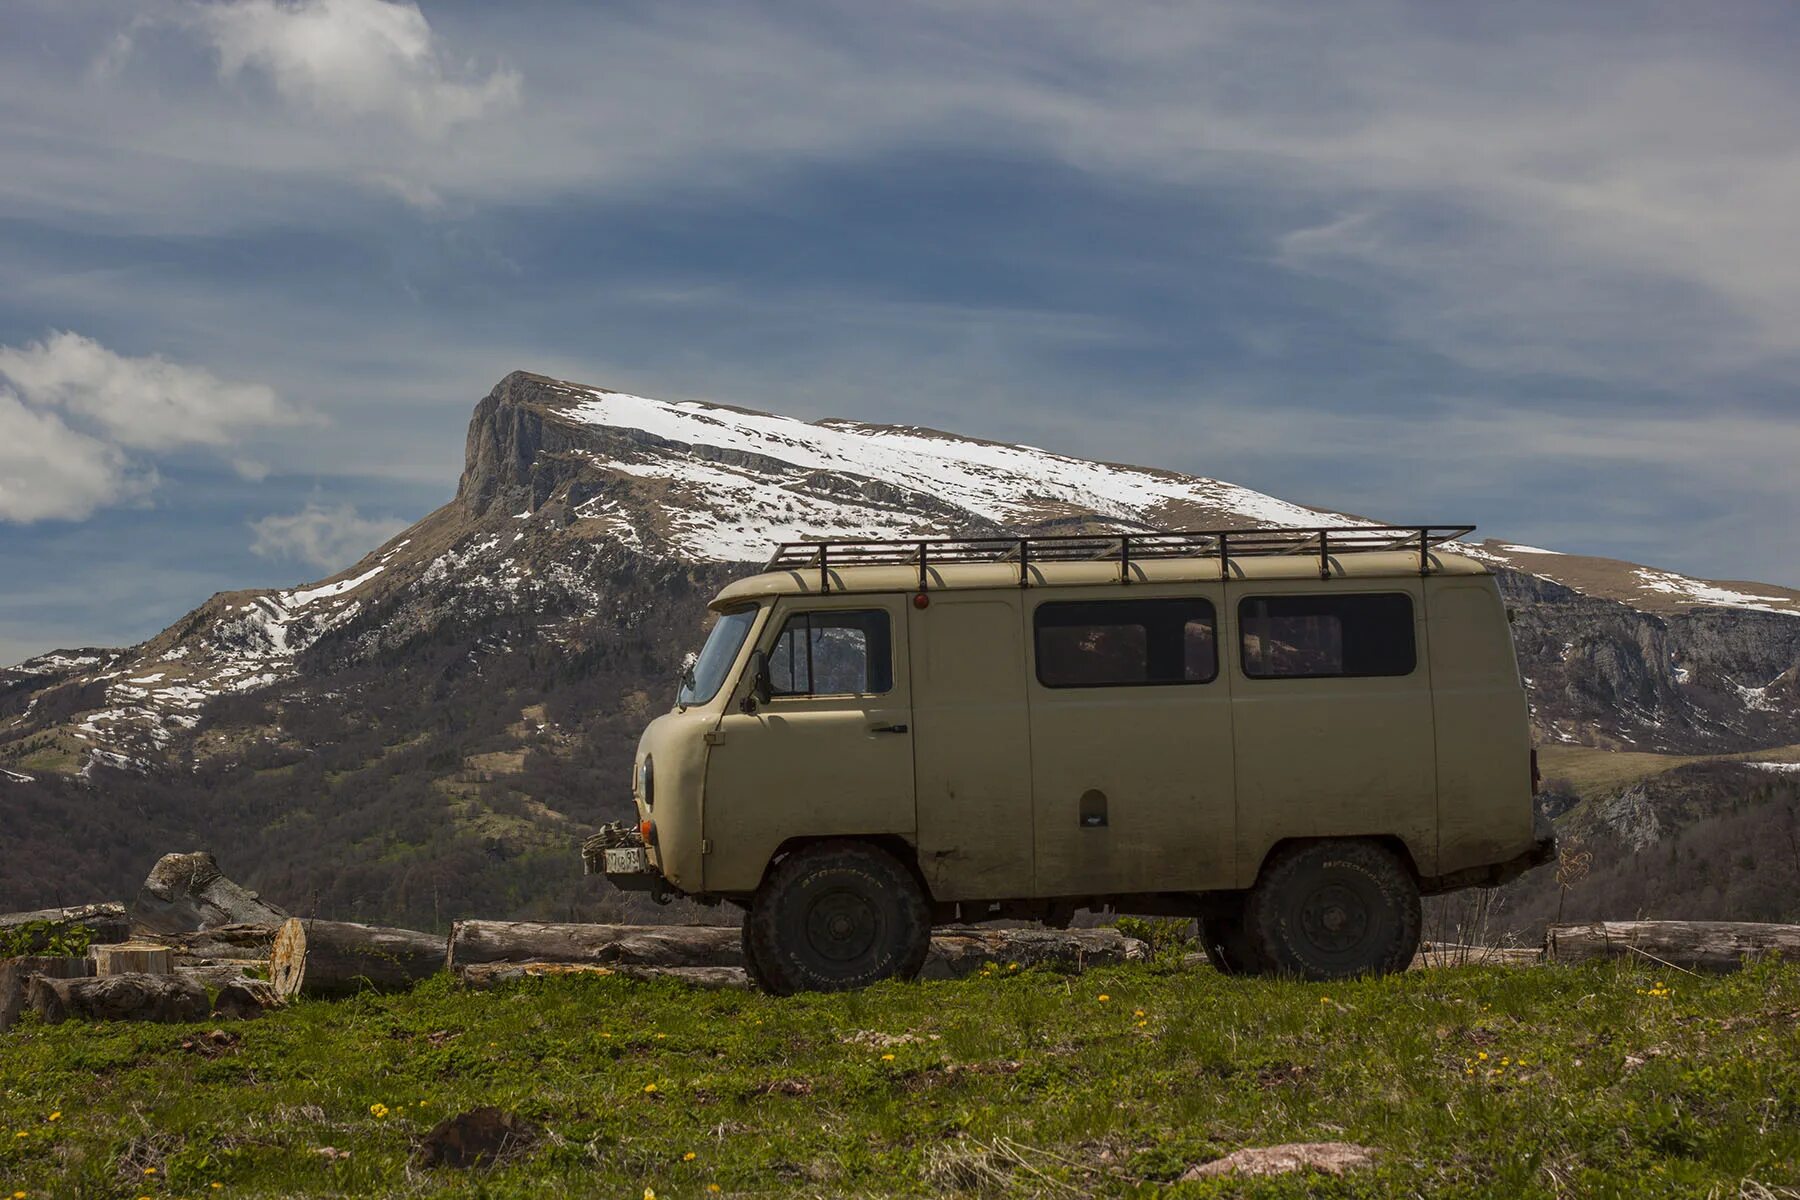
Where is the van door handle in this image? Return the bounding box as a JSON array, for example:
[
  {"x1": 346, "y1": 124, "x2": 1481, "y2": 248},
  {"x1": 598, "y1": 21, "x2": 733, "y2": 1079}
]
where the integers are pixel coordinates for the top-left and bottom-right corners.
[{"x1": 869, "y1": 723, "x2": 909, "y2": 734}]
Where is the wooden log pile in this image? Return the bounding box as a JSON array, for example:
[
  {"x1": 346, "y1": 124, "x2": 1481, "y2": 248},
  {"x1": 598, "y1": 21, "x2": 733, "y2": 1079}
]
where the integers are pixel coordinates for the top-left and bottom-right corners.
[{"x1": 0, "y1": 902, "x2": 130, "y2": 950}]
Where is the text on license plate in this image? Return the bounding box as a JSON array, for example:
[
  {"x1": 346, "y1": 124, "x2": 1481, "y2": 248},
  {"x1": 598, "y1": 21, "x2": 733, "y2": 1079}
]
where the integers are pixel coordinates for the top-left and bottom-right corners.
[{"x1": 604, "y1": 847, "x2": 650, "y2": 875}]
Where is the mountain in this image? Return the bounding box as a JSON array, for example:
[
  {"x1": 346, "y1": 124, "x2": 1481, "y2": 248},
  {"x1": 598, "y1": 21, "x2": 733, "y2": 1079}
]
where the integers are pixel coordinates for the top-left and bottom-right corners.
[{"x1": 3, "y1": 371, "x2": 1797, "y2": 930}]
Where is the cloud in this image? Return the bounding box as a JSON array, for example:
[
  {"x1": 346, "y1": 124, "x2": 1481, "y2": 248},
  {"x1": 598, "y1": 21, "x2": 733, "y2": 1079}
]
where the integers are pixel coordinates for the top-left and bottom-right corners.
[
  {"x1": 0, "y1": 390, "x2": 150, "y2": 521},
  {"x1": 0, "y1": 331, "x2": 298, "y2": 450},
  {"x1": 0, "y1": 332, "x2": 299, "y2": 522},
  {"x1": 248, "y1": 502, "x2": 406, "y2": 570},
  {"x1": 189, "y1": 0, "x2": 518, "y2": 140}
]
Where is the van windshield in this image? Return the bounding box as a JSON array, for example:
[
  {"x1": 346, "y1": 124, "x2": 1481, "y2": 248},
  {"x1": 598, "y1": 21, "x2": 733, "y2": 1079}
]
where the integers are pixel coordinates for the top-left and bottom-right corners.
[{"x1": 678, "y1": 606, "x2": 758, "y2": 707}]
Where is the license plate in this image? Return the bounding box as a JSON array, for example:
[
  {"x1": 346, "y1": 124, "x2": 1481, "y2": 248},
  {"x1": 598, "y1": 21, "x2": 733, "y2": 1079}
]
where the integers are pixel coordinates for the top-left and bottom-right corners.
[{"x1": 604, "y1": 847, "x2": 650, "y2": 875}]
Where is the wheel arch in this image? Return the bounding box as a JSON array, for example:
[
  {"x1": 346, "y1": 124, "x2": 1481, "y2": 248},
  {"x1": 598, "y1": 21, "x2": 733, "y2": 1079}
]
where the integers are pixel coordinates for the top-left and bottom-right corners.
[
  {"x1": 1250, "y1": 834, "x2": 1423, "y2": 888},
  {"x1": 761, "y1": 834, "x2": 935, "y2": 901}
]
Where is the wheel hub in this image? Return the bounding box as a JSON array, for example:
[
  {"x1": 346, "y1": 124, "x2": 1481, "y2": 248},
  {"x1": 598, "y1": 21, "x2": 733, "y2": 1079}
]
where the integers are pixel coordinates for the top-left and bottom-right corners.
[
  {"x1": 805, "y1": 888, "x2": 880, "y2": 963},
  {"x1": 1298, "y1": 882, "x2": 1369, "y2": 953}
]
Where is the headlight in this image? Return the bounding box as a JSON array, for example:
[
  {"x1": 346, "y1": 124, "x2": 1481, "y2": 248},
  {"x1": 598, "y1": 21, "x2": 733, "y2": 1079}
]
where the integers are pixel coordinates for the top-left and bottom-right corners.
[{"x1": 638, "y1": 755, "x2": 654, "y2": 807}]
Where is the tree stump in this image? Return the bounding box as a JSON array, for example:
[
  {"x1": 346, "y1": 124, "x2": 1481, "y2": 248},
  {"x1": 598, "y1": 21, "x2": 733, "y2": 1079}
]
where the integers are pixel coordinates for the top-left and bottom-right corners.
[
  {"x1": 270, "y1": 918, "x2": 446, "y2": 999},
  {"x1": 27, "y1": 972, "x2": 209, "y2": 1024},
  {"x1": 0, "y1": 903, "x2": 130, "y2": 950},
  {"x1": 90, "y1": 943, "x2": 175, "y2": 976},
  {"x1": 1, "y1": 956, "x2": 94, "y2": 1031},
  {"x1": 1544, "y1": 920, "x2": 1800, "y2": 973},
  {"x1": 132, "y1": 851, "x2": 288, "y2": 935},
  {"x1": 446, "y1": 921, "x2": 742, "y2": 971}
]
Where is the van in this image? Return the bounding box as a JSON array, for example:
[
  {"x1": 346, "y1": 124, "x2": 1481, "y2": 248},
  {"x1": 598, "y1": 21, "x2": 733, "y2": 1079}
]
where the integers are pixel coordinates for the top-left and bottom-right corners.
[{"x1": 588, "y1": 526, "x2": 1555, "y2": 992}]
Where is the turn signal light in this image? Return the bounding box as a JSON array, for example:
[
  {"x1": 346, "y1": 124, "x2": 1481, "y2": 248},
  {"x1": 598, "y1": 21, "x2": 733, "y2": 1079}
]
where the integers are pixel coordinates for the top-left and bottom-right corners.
[{"x1": 639, "y1": 819, "x2": 656, "y2": 842}]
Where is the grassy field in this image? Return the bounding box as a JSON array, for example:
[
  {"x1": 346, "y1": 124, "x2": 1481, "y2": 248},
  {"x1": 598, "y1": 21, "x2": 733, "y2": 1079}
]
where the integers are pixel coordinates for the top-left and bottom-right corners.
[
  {"x1": 1537, "y1": 742, "x2": 1800, "y2": 802},
  {"x1": 3, "y1": 957, "x2": 1798, "y2": 1198}
]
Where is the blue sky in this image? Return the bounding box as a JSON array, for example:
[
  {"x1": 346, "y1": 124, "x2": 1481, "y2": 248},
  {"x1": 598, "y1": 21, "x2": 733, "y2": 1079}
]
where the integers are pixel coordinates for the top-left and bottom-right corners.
[{"x1": 4, "y1": 0, "x2": 1799, "y2": 663}]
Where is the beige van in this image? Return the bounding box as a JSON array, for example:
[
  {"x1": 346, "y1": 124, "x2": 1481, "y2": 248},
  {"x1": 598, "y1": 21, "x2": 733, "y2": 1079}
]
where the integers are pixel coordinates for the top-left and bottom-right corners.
[{"x1": 589, "y1": 527, "x2": 1554, "y2": 992}]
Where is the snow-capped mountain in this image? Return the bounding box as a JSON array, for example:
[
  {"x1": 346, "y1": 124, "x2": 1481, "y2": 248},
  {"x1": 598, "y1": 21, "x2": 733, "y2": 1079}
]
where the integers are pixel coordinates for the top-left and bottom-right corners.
[{"x1": 2, "y1": 370, "x2": 1796, "y2": 924}]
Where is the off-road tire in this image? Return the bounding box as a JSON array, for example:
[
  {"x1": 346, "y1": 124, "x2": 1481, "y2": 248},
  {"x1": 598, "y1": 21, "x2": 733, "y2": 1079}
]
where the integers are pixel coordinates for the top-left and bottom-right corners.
[
  {"x1": 1243, "y1": 840, "x2": 1420, "y2": 980},
  {"x1": 740, "y1": 916, "x2": 778, "y2": 994},
  {"x1": 1197, "y1": 893, "x2": 1266, "y2": 976},
  {"x1": 746, "y1": 841, "x2": 932, "y2": 996}
]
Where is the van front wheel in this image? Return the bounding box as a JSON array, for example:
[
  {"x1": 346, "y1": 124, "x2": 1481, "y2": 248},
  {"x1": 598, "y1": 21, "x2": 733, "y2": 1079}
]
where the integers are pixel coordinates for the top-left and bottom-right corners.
[
  {"x1": 1244, "y1": 841, "x2": 1420, "y2": 980},
  {"x1": 747, "y1": 842, "x2": 932, "y2": 995}
]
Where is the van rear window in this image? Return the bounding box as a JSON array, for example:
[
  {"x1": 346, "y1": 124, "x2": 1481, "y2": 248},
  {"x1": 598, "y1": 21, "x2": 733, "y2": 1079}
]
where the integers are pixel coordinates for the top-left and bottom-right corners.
[
  {"x1": 1238, "y1": 593, "x2": 1415, "y2": 678},
  {"x1": 1034, "y1": 598, "x2": 1217, "y2": 688}
]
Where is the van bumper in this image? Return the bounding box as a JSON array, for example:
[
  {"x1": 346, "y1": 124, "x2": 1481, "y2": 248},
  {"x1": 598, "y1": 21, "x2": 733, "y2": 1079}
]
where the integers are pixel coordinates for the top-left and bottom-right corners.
[
  {"x1": 581, "y1": 823, "x2": 678, "y2": 901},
  {"x1": 1422, "y1": 811, "x2": 1557, "y2": 895}
]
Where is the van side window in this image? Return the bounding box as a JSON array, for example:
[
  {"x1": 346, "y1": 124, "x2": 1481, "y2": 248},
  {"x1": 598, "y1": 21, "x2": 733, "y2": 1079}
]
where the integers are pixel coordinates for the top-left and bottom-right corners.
[
  {"x1": 1238, "y1": 593, "x2": 1415, "y2": 679},
  {"x1": 1034, "y1": 598, "x2": 1218, "y2": 688},
  {"x1": 768, "y1": 609, "x2": 893, "y2": 696}
]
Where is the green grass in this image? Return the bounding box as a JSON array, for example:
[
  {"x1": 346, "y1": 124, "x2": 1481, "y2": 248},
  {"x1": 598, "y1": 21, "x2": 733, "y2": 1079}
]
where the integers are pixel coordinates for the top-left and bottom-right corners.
[{"x1": 3, "y1": 959, "x2": 1798, "y2": 1198}]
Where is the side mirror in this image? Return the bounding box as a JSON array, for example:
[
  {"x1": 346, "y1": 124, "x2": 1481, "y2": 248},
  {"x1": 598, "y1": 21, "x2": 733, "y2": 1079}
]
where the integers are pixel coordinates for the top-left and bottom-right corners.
[{"x1": 745, "y1": 649, "x2": 772, "y2": 710}]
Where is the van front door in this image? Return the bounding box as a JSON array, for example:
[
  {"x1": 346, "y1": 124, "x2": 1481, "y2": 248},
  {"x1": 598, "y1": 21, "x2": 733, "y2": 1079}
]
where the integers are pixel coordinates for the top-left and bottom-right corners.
[{"x1": 702, "y1": 597, "x2": 915, "y2": 894}]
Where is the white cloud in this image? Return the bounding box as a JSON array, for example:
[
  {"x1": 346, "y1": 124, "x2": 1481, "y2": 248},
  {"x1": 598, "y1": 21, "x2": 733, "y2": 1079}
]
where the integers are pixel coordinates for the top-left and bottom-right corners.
[
  {"x1": 0, "y1": 332, "x2": 299, "y2": 523},
  {"x1": 190, "y1": 0, "x2": 518, "y2": 140},
  {"x1": 249, "y1": 502, "x2": 406, "y2": 570},
  {"x1": 0, "y1": 390, "x2": 150, "y2": 521}
]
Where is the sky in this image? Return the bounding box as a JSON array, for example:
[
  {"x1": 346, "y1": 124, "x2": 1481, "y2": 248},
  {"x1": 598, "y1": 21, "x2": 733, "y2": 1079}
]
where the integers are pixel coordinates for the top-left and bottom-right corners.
[{"x1": 3, "y1": 0, "x2": 1799, "y2": 664}]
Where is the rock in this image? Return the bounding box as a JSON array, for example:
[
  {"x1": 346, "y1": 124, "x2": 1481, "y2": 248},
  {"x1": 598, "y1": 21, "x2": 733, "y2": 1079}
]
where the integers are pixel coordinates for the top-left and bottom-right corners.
[
  {"x1": 919, "y1": 927, "x2": 1147, "y2": 979},
  {"x1": 414, "y1": 1107, "x2": 540, "y2": 1169},
  {"x1": 1181, "y1": 1142, "x2": 1378, "y2": 1180}
]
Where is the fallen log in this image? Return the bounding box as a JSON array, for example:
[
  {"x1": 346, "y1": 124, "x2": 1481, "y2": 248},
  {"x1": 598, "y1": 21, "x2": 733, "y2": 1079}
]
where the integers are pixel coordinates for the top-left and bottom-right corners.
[
  {"x1": 270, "y1": 917, "x2": 447, "y2": 999},
  {"x1": 456, "y1": 961, "x2": 751, "y2": 991},
  {"x1": 1, "y1": 956, "x2": 94, "y2": 1031},
  {"x1": 446, "y1": 920, "x2": 1146, "y2": 984},
  {"x1": 132, "y1": 851, "x2": 287, "y2": 935},
  {"x1": 447, "y1": 921, "x2": 741, "y2": 971},
  {"x1": 0, "y1": 902, "x2": 130, "y2": 950},
  {"x1": 920, "y1": 927, "x2": 1147, "y2": 979},
  {"x1": 177, "y1": 962, "x2": 270, "y2": 991},
  {"x1": 27, "y1": 971, "x2": 210, "y2": 1024},
  {"x1": 147, "y1": 923, "x2": 281, "y2": 964},
  {"x1": 1544, "y1": 920, "x2": 1800, "y2": 973},
  {"x1": 210, "y1": 978, "x2": 281, "y2": 1020}
]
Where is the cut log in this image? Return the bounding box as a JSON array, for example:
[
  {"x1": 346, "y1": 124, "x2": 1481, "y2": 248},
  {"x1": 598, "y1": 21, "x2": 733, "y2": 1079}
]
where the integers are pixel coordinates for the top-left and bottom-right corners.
[
  {"x1": 270, "y1": 917, "x2": 447, "y2": 999},
  {"x1": 0, "y1": 902, "x2": 130, "y2": 950},
  {"x1": 131, "y1": 851, "x2": 287, "y2": 935},
  {"x1": 177, "y1": 962, "x2": 270, "y2": 991},
  {"x1": 90, "y1": 943, "x2": 175, "y2": 976},
  {"x1": 27, "y1": 972, "x2": 209, "y2": 1024},
  {"x1": 456, "y1": 961, "x2": 751, "y2": 991},
  {"x1": 1, "y1": 956, "x2": 94, "y2": 1031},
  {"x1": 920, "y1": 927, "x2": 1148, "y2": 979},
  {"x1": 1544, "y1": 921, "x2": 1800, "y2": 973},
  {"x1": 210, "y1": 978, "x2": 281, "y2": 1020},
  {"x1": 447, "y1": 921, "x2": 742, "y2": 971}
]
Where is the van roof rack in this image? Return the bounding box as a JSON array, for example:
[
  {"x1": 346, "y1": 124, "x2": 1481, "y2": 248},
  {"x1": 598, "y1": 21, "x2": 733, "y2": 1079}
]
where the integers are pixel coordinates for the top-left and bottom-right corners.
[{"x1": 765, "y1": 525, "x2": 1476, "y2": 592}]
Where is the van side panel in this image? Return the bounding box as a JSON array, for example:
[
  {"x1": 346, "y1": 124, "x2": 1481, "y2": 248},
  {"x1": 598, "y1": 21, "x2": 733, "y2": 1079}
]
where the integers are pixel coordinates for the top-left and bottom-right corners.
[
  {"x1": 1229, "y1": 581, "x2": 1438, "y2": 884},
  {"x1": 1025, "y1": 584, "x2": 1237, "y2": 896},
  {"x1": 908, "y1": 595, "x2": 1036, "y2": 900},
  {"x1": 1428, "y1": 580, "x2": 1534, "y2": 874}
]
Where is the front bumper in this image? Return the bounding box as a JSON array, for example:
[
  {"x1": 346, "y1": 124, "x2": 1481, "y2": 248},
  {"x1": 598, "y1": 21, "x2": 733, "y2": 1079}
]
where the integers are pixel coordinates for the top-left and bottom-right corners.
[{"x1": 580, "y1": 822, "x2": 669, "y2": 896}]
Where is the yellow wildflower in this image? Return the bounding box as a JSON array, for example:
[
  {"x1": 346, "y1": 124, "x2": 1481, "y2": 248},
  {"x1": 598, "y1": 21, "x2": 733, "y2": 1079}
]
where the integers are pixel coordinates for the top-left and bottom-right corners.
[
  {"x1": 880, "y1": 1053, "x2": 895, "y2": 1062},
  {"x1": 1320, "y1": 996, "x2": 1332, "y2": 1004},
  {"x1": 13, "y1": 1131, "x2": 27, "y2": 1139},
  {"x1": 1477, "y1": 1051, "x2": 1488, "y2": 1061},
  {"x1": 369, "y1": 1103, "x2": 390, "y2": 1118},
  {"x1": 684, "y1": 1151, "x2": 697, "y2": 1161},
  {"x1": 643, "y1": 1083, "x2": 659, "y2": 1094},
  {"x1": 1007, "y1": 962, "x2": 1019, "y2": 971},
  {"x1": 15, "y1": 1191, "x2": 28, "y2": 1198},
  {"x1": 47, "y1": 1113, "x2": 60, "y2": 1122},
  {"x1": 655, "y1": 1033, "x2": 667, "y2": 1040},
  {"x1": 1097, "y1": 994, "x2": 1110, "y2": 1003},
  {"x1": 644, "y1": 1189, "x2": 657, "y2": 1200},
  {"x1": 143, "y1": 1168, "x2": 157, "y2": 1175}
]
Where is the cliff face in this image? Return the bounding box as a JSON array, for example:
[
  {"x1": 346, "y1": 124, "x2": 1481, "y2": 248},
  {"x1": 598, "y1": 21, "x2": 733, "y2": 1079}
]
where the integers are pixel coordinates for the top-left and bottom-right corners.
[{"x1": 2, "y1": 370, "x2": 1796, "y2": 927}]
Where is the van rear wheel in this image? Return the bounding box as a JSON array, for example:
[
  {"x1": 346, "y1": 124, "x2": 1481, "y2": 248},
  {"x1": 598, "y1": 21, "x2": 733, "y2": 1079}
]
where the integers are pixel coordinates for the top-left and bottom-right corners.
[
  {"x1": 746, "y1": 841, "x2": 931, "y2": 995},
  {"x1": 1244, "y1": 841, "x2": 1420, "y2": 980}
]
